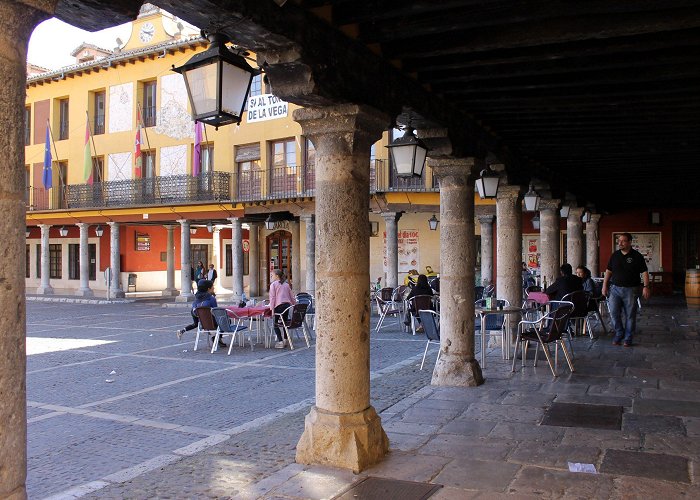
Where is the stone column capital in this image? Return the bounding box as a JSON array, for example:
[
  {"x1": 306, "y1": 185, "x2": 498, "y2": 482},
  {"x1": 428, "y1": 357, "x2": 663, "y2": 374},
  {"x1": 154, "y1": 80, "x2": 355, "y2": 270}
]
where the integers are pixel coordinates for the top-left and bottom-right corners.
[
  {"x1": 107, "y1": 221, "x2": 119, "y2": 227},
  {"x1": 299, "y1": 213, "x2": 314, "y2": 223},
  {"x1": 477, "y1": 215, "x2": 495, "y2": 225},
  {"x1": 381, "y1": 211, "x2": 401, "y2": 223},
  {"x1": 38, "y1": 223, "x2": 50, "y2": 230},
  {"x1": 587, "y1": 214, "x2": 602, "y2": 225},
  {"x1": 496, "y1": 184, "x2": 521, "y2": 201},
  {"x1": 428, "y1": 156, "x2": 481, "y2": 184},
  {"x1": 76, "y1": 222, "x2": 89, "y2": 229},
  {"x1": 568, "y1": 207, "x2": 585, "y2": 219},
  {"x1": 164, "y1": 224, "x2": 175, "y2": 230},
  {"x1": 538, "y1": 198, "x2": 561, "y2": 211},
  {"x1": 228, "y1": 216, "x2": 242, "y2": 223},
  {"x1": 293, "y1": 104, "x2": 389, "y2": 152}
]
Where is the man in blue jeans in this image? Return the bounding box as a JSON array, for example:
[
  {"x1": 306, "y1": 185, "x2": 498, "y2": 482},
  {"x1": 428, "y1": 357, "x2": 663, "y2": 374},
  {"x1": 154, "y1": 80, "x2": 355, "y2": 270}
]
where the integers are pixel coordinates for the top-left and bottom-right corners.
[{"x1": 602, "y1": 232, "x2": 651, "y2": 347}]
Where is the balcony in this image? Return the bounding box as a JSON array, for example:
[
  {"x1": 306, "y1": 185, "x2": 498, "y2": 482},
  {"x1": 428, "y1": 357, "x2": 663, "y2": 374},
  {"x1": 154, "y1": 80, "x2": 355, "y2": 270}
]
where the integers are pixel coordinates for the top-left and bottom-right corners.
[
  {"x1": 237, "y1": 163, "x2": 316, "y2": 201},
  {"x1": 370, "y1": 159, "x2": 438, "y2": 193},
  {"x1": 26, "y1": 172, "x2": 230, "y2": 211}
]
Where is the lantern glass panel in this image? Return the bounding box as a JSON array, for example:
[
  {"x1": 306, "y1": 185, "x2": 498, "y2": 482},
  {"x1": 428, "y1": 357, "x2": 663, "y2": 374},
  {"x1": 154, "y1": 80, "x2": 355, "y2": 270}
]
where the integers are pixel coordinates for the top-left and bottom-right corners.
[
  {"x1": 183, "y1": 63, "x2": 218, "y2": 116},
  {"x1": 221, "y1": 61, "x2": 252, "y2": 117}
]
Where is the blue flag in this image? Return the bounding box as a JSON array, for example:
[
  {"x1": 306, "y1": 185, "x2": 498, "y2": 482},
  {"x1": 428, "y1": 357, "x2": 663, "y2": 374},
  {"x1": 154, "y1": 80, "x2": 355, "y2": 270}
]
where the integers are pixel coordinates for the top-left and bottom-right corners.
[{"x1": 42, "y1": 124, "x2": 52, "y2": 190}]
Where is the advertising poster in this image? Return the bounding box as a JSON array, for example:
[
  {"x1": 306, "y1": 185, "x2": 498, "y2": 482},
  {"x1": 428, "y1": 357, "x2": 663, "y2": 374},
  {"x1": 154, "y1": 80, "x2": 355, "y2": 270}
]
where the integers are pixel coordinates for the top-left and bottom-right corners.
[
  {"x1": 522, "y1": 234, "x2": 540, "y2": 271},
  {"x1": 613, "y1": 232, "x2": 661, "y2": 271},
  {"x1": 383, "y1": 229, "x2": 420, "y2": 274}
]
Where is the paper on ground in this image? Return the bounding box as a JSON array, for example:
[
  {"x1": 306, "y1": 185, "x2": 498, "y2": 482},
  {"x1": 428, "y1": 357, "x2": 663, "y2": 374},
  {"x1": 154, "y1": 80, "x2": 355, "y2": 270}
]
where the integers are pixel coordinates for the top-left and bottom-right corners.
[{"x1": 568, "y1": 462, "x2": 597, "y2": 474}]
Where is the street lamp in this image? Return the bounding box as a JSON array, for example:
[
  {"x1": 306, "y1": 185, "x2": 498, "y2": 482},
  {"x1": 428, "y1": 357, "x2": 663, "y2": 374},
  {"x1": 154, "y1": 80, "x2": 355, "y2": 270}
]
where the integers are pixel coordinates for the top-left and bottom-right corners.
[
  {"x1": 386, "y1": 127, "x2": 428, "y2": 178},
  {"x1": 428, "y1": 214, "x2": 439, "y2": 231},
  {"x1": 59, "y1": 226, "x2": 68, "y2": 237},
  {"x1": 94, "y1": 225, "x2": 104, "y2": 237},
  {"x1": 523, "y1": 183, "x2": 540, "y2": 212},
  {"x1": 475, "y1": 165, "x2": 500, "y2": 199},
  {"x1": 532, "y1": 214, "x2": 540, "y2": 230},
  {"x1": 265, "y1": 215, "x2": 275, "y2": 230},
  {"x1": 172, "y1": 31, "x2": 260, "y2": 128}
]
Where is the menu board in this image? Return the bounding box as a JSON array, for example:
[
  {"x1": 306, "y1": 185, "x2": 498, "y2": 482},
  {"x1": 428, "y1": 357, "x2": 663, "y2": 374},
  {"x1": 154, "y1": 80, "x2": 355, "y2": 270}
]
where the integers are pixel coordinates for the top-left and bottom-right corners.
[
  {"x1": 523, "y1": 234, "x2": 540, "y2": 270},
  {"x1": 135, "y1": 233, "x2": 150, "y2": 251},
  {"x1": 383, "y1": 229, "x2": 420, "y2": 274},
  {"x1": 612, "y1": 232, "x2": 661, "y2": 271}
]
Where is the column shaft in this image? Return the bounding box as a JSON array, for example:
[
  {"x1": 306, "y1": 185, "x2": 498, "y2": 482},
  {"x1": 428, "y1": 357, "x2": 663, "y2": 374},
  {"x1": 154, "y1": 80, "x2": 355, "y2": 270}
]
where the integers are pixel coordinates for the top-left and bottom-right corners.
[
  {"x1": 383, "y1": 212, "x2": 399, "y2": 288},
  {"x1": 230, "y1": 217, "x2": 244, "y2": 300},
  {"x1": 478, "y1": 215, "x2": 495, "y2": 286},
  {"x1": 538, "y1": 200, "x2": 561, "y2": 286},
  {"x1": 301, "y1": 215, "x2": 315, "y2": 294},
  {"x1": 293, "y1": 104, "x2": 389, "y2": 472},
  {"x1": 586, "y1": 214, "x2": 601, "y2": 277},
  {"x1": 430, "y1": 158, "x2": 483, "y2": 387},
  {"x1": 211, "y1": 226, "x2": 221, "y2": 293},
  {"x1": 249, "y1": 223, "x2": 260, "y2": 297},
  {"x1": 108, "y1": 222, "x2": 124, "y2": 298},
  {"x1": 176, "y1": 220, "x2": 193, "y2": 302},
  {"x1": 37, "y1": 224, "x2": 53, "y2": 294},
  {"x1": 567, "y1": 207, "x2": 585, "y2": 269},
  {"x1": 76, "y1": 223, "x2": 93, "y2": 296},
  {"x1": 496, "y1": 185, "x2": 522, "y2": 309},
  {"x1": 162, "y1": 225, "x2": 177, "y2": 296},
  {"x1": 291, "y1": 219, "x2": 301, "y2": 291}
]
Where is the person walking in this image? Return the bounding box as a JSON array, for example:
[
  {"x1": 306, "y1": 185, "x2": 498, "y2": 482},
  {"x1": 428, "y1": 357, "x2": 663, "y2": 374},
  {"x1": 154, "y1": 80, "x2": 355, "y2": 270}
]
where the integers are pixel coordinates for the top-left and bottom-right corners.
[
  {"x1": 206, "y1": 263, "x2": 217, "y2": 284},
  {"x1": 195, "y1": 261, "x2": 205, "y2": 281},
  {"x1": 602, "y1": 232, "x2": 650, "y2": 347},
  {"x1": 268, "y1": 269, "x2": 296, "y2": 348}
]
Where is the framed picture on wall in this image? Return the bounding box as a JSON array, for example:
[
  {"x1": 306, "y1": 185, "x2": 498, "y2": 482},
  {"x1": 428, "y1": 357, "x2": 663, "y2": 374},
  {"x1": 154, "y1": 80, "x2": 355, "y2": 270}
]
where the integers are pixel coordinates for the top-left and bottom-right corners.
[
  {"x1": 612, "y1": 232, "x2": 661, "y2": 271},
  {"x1": 522, "y1": 234, "x2": 540, "y2": 271}
]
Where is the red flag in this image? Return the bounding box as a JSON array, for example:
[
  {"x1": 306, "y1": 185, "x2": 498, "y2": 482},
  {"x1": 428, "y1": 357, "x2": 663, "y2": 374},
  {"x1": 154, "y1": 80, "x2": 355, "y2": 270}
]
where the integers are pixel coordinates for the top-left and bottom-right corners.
[{"x1": 135, "y1": 109, "x2": 143, "y2": 178}]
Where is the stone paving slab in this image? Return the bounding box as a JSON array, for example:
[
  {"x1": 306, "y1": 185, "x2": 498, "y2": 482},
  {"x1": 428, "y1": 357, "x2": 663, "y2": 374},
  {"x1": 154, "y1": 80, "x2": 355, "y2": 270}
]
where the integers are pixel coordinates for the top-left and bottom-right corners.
[{"x1": 600, "y1": 449, "x2": 691, "y2": 483}]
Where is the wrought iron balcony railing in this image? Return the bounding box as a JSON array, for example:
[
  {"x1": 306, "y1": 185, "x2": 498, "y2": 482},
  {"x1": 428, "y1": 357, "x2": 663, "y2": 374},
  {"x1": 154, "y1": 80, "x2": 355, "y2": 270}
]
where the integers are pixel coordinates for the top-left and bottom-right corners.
[
  {"x1": 237, "y1": 163, "x2": 316, "y2": 201},
  {"x1": 27, "y1": 172, "x2": 230, "y2": 211}
]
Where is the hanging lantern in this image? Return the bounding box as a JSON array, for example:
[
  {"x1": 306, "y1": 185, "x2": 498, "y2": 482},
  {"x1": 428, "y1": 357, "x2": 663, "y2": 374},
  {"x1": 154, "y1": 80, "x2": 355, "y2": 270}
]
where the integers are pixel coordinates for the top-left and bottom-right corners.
[
  {"x1": 386, "y1": 127, "x2": 428, "y2": 178},
  {"x1": 428, "y1": 214, "x2": 439, "y2": 231},
  {"x1": 523, "y1": 183, "x2": 540, "y2": 212},
  {"x1": 475, "y1": 165, "x2": 500, "y2": 199}
]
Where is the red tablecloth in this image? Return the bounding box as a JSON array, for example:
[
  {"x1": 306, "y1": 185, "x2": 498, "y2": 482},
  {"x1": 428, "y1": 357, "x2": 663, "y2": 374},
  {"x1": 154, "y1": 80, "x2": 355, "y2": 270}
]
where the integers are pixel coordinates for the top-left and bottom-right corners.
[
  {"x1": 527, "y1": 291, "x2": 550, "y2": 304},
  {"x1": 225, "y1": 305, "x2": 271, "y2": 318}
]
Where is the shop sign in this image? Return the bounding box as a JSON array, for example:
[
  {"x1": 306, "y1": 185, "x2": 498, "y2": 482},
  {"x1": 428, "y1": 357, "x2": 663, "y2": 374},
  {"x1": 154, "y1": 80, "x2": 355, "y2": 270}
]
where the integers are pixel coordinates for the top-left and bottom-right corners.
[{"x1": 246, "y1": 94, "x2": 288, "y2": 123}]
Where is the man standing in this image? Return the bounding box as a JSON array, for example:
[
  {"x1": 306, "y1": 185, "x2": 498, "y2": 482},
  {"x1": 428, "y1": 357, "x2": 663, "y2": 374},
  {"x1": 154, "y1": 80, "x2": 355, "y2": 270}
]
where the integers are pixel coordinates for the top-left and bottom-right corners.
[
  {"x1": 207, "y1": 263, "x2": 218, "y2": 284},
  {"x1": 602, "y1": 232, "x2": 650, "y2": 347}
]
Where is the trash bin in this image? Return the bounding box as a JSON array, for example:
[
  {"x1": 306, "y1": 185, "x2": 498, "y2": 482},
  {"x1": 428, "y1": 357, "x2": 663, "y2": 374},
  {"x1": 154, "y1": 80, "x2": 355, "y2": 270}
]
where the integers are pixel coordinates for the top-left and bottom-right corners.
[{"x1": 127, "y1": 273, "x2": 137, "y2": 292}]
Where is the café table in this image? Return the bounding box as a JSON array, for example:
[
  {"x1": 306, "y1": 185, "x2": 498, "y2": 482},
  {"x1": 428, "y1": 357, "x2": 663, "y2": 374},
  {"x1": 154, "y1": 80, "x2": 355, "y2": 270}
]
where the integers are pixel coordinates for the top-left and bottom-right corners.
[
  {"x1": 474, "y1": 305, "x2": 524, "y2": 367},
  {"x1": 226, "y1": 305, "x2": 273, "y2": 347}
]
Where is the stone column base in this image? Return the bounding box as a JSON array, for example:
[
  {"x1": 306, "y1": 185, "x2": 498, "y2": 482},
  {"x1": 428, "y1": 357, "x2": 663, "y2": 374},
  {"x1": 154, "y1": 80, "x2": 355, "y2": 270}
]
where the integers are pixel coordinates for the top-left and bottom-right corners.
[
  {"x1": 161, "y1": 288, "x2": 179, "y2": 297},
  {"x1": 175, "y1": 294, "x2": 193, "y2": 302},
  {"x1": 432, "y1": 352, "x2": 484, "y2": 387},
  {"x1": 110, "y1": 289, "x2": 125, "y2": 299},
  {"x1": 36, "y1": 286, "x2": 54, "y2": 295},
  {"x1": 296, "y1": 405, "x2": 389, "y2": 473},
  {"x1": 76, "y1": 288, "x2": 94, "y2": 297}
]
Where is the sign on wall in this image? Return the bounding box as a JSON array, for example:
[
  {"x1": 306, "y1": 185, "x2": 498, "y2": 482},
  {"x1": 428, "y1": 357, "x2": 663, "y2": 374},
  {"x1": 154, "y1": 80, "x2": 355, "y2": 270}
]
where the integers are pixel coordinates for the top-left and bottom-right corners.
[
  {"x1": 246, "y1": 94, "x2": 288, "y2": 123},
  {"x1": 523, "y1": 234, "x2": 540, "y2": 270},
  {"x1": 383, "y1": 229, "x2": 420, "y2": 274},
  {"x1": 612, "y1": 232, "x2": 661, "y2": 272},
  {"x1": 135, "y1": 233, "x2": 150, "y2": 251}
]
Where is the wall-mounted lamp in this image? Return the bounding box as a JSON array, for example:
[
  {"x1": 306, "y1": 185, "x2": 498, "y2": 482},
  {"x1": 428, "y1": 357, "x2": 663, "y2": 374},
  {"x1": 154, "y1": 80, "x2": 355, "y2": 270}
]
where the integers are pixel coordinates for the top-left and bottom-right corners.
[
  {"x1": 94, "y1": 225, "x2": 104, "y2": 237},
  {"x1": 171, "y1": 31, "x2": 260, "y2": 128},
  {"x1": 475, "y1": 165, "x2": 500, "y2": 199},
  {"x1": 532, "y1": 214, "x2": 540, "y2": 230},
  {"x1": 58, "y1": 226, "x2": 68, "y2": 237},
  {"x1": 206, "y1": 222, "x2": 214, "y2": 232},
  {"x1": 25, "y1": 227, "x2": 31, "y2": 238},
  {"x1": 582, "y1": 211, "x2": 592, "y2": 223},
  {"x1": 649, "y1": 211, "x2": 662, "y2": 226},
  {"x1": 386, "y1": 127, "x2": 428, "y2": 178},
  {"x1": 428, "y1": 214, "x2": 439, "y2": 231},
  {"x1": 190, "y1": 227, "x2": 197, "y2": 235},
  {"x1": 523, "y1": 183, "x2": 540, "y2": 212},
  {"x1": 560, "y1": 204, "x2": 570, "y2": 218}
]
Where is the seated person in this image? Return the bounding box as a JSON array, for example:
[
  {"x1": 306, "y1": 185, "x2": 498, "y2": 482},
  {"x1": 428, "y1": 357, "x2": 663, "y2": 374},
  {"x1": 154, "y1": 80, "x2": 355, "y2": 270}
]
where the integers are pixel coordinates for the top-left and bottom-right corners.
[
  {"x1": 424, "y1": 265, "x2": 438, "y2": 278},
  {"x1": 576, "y1": 265, "x2": 600, "y2": 296},
  {"x1": 176, "y1": 279, "x2": 226, "y2": 348},
  {"x1": 404, "y1": 274, "x2": 434, "y2": 333},
  {"x1": 545, "y1": 263, "x2": 583, "y2": 301},
  {"x1": 404, "y1": 269, "x2": 419, "y2": 287}
]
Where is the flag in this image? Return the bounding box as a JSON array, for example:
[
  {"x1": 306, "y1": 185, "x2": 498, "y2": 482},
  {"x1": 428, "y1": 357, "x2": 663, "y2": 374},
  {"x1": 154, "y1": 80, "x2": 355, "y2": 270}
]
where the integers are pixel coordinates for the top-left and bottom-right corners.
[
  {"x1": 135, "y1": 109, "x2": 142, "y2": 178},
  {"x1": 84, "y1": 118, "x2": 93, "y2": 184},
  {"x1": 193, "y1": 121, "x2": 203, "y2": 177},
  {"x1": 42, "y1": 123, "x2": 52, "y2": 190}
]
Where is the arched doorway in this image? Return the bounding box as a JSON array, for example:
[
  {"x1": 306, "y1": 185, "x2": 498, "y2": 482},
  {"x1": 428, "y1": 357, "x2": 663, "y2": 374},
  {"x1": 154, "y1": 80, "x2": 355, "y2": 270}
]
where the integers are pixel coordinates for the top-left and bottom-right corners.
[{"x1": 266, "y1": 230, "x2": 292, "y2": 287}]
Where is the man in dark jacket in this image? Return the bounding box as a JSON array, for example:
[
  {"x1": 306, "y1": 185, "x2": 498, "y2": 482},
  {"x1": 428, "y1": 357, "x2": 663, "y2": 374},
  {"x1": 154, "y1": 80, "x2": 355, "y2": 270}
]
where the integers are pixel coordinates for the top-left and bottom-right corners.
[
  {"x1": 545, "y1": 263, "x2": 583, "y2": 301},
  {"x1": 176, "y1": 279, "x2": 225, "y2": 348},
  {"x1": 206, "y1": 264, "x2": 218, "y2": 284}
]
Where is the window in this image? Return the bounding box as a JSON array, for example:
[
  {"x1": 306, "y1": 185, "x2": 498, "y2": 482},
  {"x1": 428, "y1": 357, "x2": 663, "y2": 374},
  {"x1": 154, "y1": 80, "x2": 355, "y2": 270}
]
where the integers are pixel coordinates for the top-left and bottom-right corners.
[
  {"x1": 91, "y1": 156, "x2": 104, "y2": 184},
  {"x1": 49, "y1": 244, "x2": 62, "y2": 279},
  {"x1": 303, "y1": 138, "x2": 315, "y2": 192},
  {"x1": 58, "y1": 99, "x2": 69, "y2": 140},
  {"x1": 26, "y1": 244, "x2": 30, "y2": 278},
  {"x1": 142, "y1": 150, "x2": 156, "y2": 178},
  {"x1": 224, "y1": 244, "x2": 249, "y2": 276},
  {"x1": 236, "y1": 144, "x2": 262, "y2": 199},
  {"x1": 93, "y1": 91, "x2": 105, "y2": 135},
  {"x1": 200, "y1": 144, "x2": 214, "y2": 174},
  {"x1": 270, "y1": 139, "x2": 297, "y2": 195},
  {"x1": 142, "y1": 81, "x2": 157, "y2": 127},
  {"x1": 68, "y1": 244, "x2": 79, "y2": 280},
  {"x1": 36, "y1": 244, "x2": 41, "y2": 278},
  {"x1": 250, "y1": 74, "x2": 263, "y2": 97},
  {"x1": 24, "y1": 107, "x2": 31, "y2": 145},
  {"x1": 56, "y1": 162, "x2": 67, "y2": 209}
]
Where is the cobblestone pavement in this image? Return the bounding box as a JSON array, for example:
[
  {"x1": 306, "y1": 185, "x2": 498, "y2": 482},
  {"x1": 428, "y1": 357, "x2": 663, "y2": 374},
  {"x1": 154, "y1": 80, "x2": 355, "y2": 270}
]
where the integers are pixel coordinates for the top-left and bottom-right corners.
[{"x1": 28, "y1": 299, "x2": 700, "y2": 498}]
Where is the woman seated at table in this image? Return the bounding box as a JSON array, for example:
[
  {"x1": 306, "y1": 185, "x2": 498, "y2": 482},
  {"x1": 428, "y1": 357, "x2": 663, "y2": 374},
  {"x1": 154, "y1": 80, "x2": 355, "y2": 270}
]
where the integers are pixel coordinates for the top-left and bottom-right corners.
[
  {"x1": 269, "y1": 269, "x2": 296, "y2": 348},
  {"x1": 403, "y1": 274, "x2": 434, "y2": 333},
  {"x1": 176, "y1": 279, "x2": 226, "y2": 348}
]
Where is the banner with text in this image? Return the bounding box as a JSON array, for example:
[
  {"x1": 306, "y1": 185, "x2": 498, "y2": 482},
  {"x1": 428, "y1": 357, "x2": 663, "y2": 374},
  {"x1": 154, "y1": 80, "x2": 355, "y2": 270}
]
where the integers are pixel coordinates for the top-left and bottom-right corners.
[{"x1": 246, "y1": 94, "x2": 288, "y2": 123}]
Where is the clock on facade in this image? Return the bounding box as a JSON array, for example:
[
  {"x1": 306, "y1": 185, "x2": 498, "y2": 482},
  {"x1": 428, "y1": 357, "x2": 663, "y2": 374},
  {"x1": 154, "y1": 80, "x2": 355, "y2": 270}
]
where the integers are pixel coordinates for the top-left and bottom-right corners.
[{"x1": 139, "y1": 22, "x2": 155, "y2": 43}]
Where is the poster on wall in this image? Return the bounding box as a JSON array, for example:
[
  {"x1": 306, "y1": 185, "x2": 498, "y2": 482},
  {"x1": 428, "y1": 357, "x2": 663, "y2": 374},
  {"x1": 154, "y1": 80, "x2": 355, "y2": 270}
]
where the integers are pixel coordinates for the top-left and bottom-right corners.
[
  {"x1": 522, "y1": 234, "x2": 540, "y2": 271},
  {"x1": 612, "y1": 232, "x2": 661, "y2": 272},
  {"x1": 383, "y1": 229, "x2": 420, "y2": 274}
]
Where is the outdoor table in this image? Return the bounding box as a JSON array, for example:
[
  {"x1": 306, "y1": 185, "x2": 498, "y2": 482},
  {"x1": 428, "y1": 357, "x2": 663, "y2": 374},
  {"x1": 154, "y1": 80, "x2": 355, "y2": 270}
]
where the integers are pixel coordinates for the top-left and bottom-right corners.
[
  {"x1": 226, "y1": 306, "x2": 273, "y2": 347},
  {"x1": 474, "y1": 305, "x2": 523, "y2": 367}
]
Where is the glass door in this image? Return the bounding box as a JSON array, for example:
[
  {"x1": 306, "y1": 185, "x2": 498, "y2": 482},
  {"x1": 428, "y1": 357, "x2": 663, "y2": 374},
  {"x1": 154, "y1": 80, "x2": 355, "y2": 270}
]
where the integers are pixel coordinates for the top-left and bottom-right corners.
[{"x1": 266, "y1": 230, "x2": 292, "y2": 287}]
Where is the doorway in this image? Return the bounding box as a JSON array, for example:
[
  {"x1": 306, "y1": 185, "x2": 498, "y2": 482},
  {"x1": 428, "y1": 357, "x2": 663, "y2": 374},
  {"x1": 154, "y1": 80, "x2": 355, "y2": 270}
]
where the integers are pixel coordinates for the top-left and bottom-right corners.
[
  {"x1": 191, "y1": 244, "x2": 209, "y2": 279},
  {"x1": 266, "y1": 230, "x2": 292, "y2": 287}
]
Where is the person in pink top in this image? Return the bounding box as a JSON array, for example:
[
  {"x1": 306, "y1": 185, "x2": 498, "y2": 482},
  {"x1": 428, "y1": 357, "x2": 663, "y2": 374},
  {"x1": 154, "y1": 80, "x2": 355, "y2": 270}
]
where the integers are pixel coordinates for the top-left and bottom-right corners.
[{"x1": 269, "y1": 269, "x2": 296, "y2": 348}]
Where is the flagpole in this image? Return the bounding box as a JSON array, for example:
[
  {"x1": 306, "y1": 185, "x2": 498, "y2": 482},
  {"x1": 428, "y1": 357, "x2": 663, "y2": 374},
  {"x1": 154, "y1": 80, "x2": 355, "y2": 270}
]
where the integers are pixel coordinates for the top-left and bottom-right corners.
[
  {"x1": 202, "y1": 123, "x2": 211, "y2": 172},
  {"x1": 47, "y1": 120, "x2": 63, "y2": 194},
  {"x1": 137, "y1": 102, "x2": 153, "y2": 152},
  {"x1": 86, "y1": 110, "x2": 102, "y2": 182}
]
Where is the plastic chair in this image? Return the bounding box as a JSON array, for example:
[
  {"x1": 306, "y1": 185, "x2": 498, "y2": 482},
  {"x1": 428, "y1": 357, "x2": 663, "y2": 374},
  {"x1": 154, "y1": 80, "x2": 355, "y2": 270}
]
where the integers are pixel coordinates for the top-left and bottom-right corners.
[
  {"x1": 211, "y1": 307, "x2": 249, "y2": 354},
  {"x1": 512, "y1": 301, "x2": 575, "y2": 376},
  {"x1": 405, "y1": 295, "x2": 434, "y2": 335},
  {"x1": 418, "y1": 309, "x2": 440, "y2": 370},
  {"x1": 275, "y1": 302, "x2": 311, "y2": 350},
  {"x1": 474, "y1": 298, "x2": 510, "y2": 359},
  {"x1": 561, "y1": 290, "x2": 592, "y2": 358},
  {"x1": 193, "y1": 307, "x2": 217, "y2": 352}
]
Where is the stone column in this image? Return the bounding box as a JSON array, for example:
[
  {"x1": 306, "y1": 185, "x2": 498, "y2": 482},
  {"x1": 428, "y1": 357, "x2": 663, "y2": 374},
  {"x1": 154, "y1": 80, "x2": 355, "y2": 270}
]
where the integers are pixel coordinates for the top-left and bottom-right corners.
[
  {"x1": 478, "y1": 215, "x2": 495, "y2": 286},
  {"x1": 430, "y1": 157, "x2": 484, "y2": 387},
  {"x1": 107, "y1": 222, "x2": 124, "y2": 298},
  {"x1": 300, "y1": 214, "x2": 315, "y2": 294},
  {"x1": 2, "y1": 5, "x2": 52, "y2": 498},
  {"x1": 229, "y1": 217, "x2": 244, "y2": 301},
  {"x1": 538, "y1": 199, "x2": 561, "y2": 286},
  {"x1": 586, "y1": 214, "x2": 602, "y2": 277},
  {"x1": 567, "y1": 207, "x2": 585, "y2": 269},
  {"x1": 294, "y1": 104, "x2": 389, "y2": 472},
  {"x1": 176, "y1": 220, "x2": 192, "y2": 302},
  {"x1": 162, "y1": 225, "x2": 178, "y2": 297},
  {"x1": 76, "y1": 223, "x2": 93, "y2": 296},
  {"x1": 382, "y1": 212, "x2": 400, "y2": 288},
  {"x1": 211, "y1": 225, "x2": 221, "y2": 293},
  {"x1": 291, "y1": 219, "x2": 301, "y2": 292},
  {"x1": 248, "y1": 222, "x2": 260, "y2": 297},
  {"x1": 36, "y1": 224, "x2": 53, "y2": 294},
  {"x1": 496, "y1": 184, "x2": 522, "y2": 310}
]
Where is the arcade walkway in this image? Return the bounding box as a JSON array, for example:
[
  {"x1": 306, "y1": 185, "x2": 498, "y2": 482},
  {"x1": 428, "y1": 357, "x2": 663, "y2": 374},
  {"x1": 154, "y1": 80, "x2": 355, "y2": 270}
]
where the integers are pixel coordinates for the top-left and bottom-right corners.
[{"x1": 56, "y1": 298, "x2": 699, "y2": 499}]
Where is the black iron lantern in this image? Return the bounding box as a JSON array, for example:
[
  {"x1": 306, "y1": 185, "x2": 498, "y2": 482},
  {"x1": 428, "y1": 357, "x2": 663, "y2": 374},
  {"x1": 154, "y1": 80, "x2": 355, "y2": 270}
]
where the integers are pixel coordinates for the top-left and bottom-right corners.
[
  {"x1": 523, "y1": 183, "x2": 540, "y2": 212},
  {"x1": 475, "y1": 165, "x2": 500, "y2": 199},
  {"x1": 582, "y1": 210, "x2": 592, "y2": 223},
  {"x1": 94, "y1": 225, "x2": 104, "y2": 237},
  {"x1": 428, "y1": 214, "x2": 439, "y2": 231},
  {"x1": 532, "y1": 214, "x2": 540, "y2": 230},
  {"x1": 560, "y1": 204, "x2": 570, "y2": 218},
  {"x1": 59, "y1": 226, "x2": 68, "y2": 237},
  {"x1": 172, "y1": 32, "x2": 260, "y2": 128},
  {"x1": 265, "y1": 215, "x2": 275, "y2": 230},
  {"x1": 386, "y1": 127, "x2": 428, "y2": 178}
]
